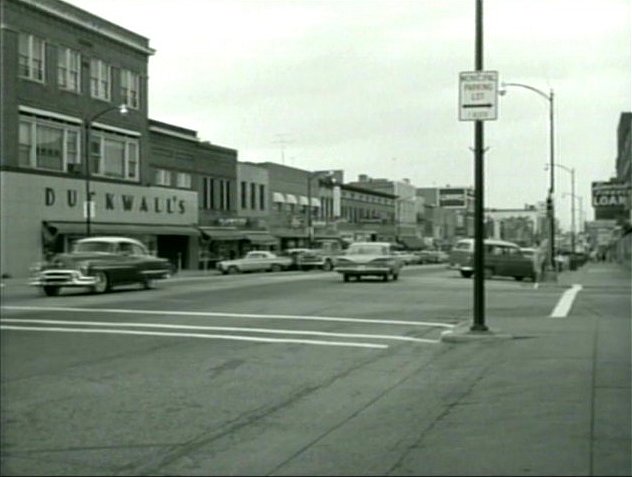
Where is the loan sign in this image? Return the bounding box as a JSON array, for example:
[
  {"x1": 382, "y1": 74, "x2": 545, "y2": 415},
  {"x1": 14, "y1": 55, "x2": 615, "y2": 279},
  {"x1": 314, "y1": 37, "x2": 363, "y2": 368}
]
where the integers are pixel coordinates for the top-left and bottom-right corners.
[{"x1": 459, "y1": 71, "x2": 498, "y2": 121}]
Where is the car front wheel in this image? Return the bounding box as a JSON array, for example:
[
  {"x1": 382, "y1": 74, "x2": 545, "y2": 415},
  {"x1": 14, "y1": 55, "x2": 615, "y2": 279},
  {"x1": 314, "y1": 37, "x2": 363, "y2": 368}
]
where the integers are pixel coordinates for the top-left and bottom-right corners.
[
  {"x1": 92, "y1": 271, "x2": 110, "y2": 294},
  {"x1": 143, "y1": 278, "x2": 155, "y2": 289},
  {"x1": 270, "y1": 264, "x2": 282, "y2": 272},
  {"x1": 460, "y1": 270, "x2": 473, "y2": 278}
]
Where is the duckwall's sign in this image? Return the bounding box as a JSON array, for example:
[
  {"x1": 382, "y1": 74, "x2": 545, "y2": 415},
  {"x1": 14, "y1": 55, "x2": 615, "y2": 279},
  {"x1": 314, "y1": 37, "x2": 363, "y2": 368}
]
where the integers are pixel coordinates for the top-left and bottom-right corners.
[{"x1": 3, "y1": 172, "x2": 198, "y2": 225}]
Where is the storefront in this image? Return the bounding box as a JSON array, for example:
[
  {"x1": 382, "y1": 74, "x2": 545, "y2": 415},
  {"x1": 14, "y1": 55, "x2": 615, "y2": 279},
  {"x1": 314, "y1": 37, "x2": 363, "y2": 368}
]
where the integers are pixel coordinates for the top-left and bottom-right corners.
[
  {"x1": 0, "y1": 172, "x2": 200, "y2": 278},
  {"x1": 198, "y1": 227, "x2": 280, "y2": 269}
]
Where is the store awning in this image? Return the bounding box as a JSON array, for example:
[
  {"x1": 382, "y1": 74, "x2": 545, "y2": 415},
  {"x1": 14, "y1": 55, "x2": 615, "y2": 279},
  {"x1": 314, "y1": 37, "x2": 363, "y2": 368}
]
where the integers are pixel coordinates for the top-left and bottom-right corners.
[
  {"x1": 310, "y1": 197, "x2": 321, "y2": 208},
  {"x1": 299, "y1": 195, "x2": 310, "y2": 206},
  {"x1": 243, "y1": 232, "x2": 279, "y2": 245},
  {"x1": 198, "y1": 227, "x2": 246, "y2": 241},
  {"x1": 272, "y1": 192, "x2": 286, "y2": 203},
  {"x1": 45, "y1": 221, "x2": 200, "y2": 236},
  {"x1": 399, "y1": 236, "x2": 426, "y2": 250},
  {"x1": 285, "y1": 194, "x2": 298, "y2": 205}
]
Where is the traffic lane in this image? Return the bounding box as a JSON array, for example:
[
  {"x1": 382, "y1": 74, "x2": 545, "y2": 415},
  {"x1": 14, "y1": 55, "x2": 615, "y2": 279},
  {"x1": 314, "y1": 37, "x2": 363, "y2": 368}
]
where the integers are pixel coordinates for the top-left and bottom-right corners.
[
  {"x1": 1, "y1": 310, "x2": 446, "y2": 475},
  {"x1": 2, "y1": 269, "x2": 570, "y2": 475},
  {"x1": 1, "y1": 266, "x2": 566, "y2": 341}
]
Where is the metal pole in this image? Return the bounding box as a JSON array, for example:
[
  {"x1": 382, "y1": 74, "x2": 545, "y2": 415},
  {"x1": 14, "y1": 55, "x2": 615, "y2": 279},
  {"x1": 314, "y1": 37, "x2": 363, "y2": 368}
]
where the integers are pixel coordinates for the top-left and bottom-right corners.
[
  {"x1": 571, "y1": 168, "x2": 576, "y2": 257},
  {"x1": 307, "y1": 174, "x2": 313, "y2": 248},
  {"x1": 471, "y1": 0, "x2": 487, "y2": 332},
  {"x1": 84, "y1": 119, "x2": 91, "y2": 237},
  {"x1": 548, "y1": 90, "x2": 556, "y2": 273}
]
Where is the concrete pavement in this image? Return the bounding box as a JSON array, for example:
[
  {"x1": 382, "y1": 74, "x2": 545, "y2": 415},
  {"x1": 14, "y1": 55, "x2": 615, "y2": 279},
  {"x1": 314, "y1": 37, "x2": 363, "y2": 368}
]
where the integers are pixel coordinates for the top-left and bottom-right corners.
[
  {"x1": 387, "y1": 260, "x2": 631, "y2": 476},
  {"x1": 1, "y1": 262, "x2": 629, "y2": 475}
]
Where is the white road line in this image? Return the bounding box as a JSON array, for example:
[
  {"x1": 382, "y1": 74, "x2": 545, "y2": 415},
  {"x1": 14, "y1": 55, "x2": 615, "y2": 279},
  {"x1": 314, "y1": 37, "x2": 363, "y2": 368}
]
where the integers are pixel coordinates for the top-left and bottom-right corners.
[
  {"x1": 0, "y1": 325, "x2": 388, "y2": 349},
  {"x1": 0, "y1": 306, "x2": 455, "y2": 329},
  {"x1": 550, "y1": 284, "x2": 583, "y2": 318},
  {"x1": 0, "y1": 319, "x2": 441, "y2": 344}
]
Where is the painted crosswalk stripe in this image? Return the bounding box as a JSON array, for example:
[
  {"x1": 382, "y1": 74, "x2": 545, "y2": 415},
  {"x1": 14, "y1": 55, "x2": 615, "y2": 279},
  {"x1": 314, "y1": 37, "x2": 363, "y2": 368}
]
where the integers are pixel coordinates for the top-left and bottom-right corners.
[
  {"x1": 0, "y1": 325, "x2": 389, "y2": 349},
  {"x1": 0, "y1": 318, "x2": 440, "y2": 344},
  {"x1": 550, "y1": 284, "x2": 583, "y2": 318}
]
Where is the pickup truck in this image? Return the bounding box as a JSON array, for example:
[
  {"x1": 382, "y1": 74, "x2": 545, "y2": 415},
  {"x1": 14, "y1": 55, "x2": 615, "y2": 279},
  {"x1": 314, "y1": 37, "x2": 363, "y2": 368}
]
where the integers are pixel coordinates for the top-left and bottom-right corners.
[{"x1": 216, "y1": 251, "x2": 292, "y2": 274}]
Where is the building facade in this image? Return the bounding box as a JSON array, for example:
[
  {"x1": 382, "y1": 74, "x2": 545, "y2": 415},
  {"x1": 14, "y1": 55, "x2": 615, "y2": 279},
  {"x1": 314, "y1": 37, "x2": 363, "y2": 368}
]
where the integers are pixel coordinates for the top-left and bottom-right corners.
[{"x1": 0, "y1": 0, "x2": 237, "y2": 277}]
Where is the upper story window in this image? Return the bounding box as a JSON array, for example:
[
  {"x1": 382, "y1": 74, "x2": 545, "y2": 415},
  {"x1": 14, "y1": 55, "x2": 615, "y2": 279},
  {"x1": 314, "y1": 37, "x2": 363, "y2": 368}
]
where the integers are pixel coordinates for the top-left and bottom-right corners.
[
  {"x1": 250, "y1": 183, "x2": 257, "y2": 209},
  {"x1": 89, "y1": 130, "x2": 139, "y2": 181},
  {"x1": 176, "y1": 172, "x2": 191, "y2": 189},
  {"x1": 18, "y1": 33, "x2": 45, "y2": 82},
  {"x1": 57, "y1": 46, "x2": 81, "y2": 92},
  {"x1": 19, "y1": 115, "x2": 80, "y2": 173},
  {"x1": 259, "y1": 184, "x2": 266, "y2": 210},
  {"x1": 240, "y1": 181, "x2": 247, "y2": 209},
  {"x1": 120, "y1": 69, "x2": 140, "y2": 109},
  {"x1": 90, "y1": 59, "x2": 111, "y2": 101},
  {"x1": 155, "y1": 168, "x2": 172, "y2": 186}
]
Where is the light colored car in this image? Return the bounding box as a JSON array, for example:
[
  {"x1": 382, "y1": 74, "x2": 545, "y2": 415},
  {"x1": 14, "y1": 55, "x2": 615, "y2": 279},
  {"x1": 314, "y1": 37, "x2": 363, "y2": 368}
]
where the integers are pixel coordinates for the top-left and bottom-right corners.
[
  {"x1": 29, "y1": 237, "x2": 173, "y2": 296},
  {"x1": 216, "y1": 251, "x2": 292, "y2": 274},
  {"x1": 334, "y1": 242, "x2": 403, "y2": 282},
  {"x1": 449, "y1": 238, "x2": 535, "y2": 281},
  {"x1": 393, "y1": 250, "x2": 420, "y2": 265}
]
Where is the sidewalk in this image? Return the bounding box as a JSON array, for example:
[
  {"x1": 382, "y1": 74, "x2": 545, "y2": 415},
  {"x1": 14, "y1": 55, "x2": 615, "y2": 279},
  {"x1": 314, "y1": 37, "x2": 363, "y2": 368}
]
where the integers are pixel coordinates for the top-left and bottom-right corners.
[{"x1": 387, "y1": 261, "x2": 631, "y2": 476}]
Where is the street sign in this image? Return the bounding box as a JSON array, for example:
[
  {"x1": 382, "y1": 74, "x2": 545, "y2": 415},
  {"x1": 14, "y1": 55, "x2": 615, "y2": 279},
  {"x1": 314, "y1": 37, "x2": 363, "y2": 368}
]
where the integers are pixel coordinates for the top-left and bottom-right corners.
[{"x1": 459, "y1": 70, "x2": 498, "y2": 121}]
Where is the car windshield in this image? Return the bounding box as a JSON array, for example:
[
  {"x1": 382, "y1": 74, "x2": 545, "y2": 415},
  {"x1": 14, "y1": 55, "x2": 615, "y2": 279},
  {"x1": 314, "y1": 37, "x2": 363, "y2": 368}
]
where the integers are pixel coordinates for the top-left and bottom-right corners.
[
  {"x1": 346, "y1": 244, "x2": 387, "y2": 255},
  {"x1": 73, "y1": 241, "x2": 115, "y2": 253}
]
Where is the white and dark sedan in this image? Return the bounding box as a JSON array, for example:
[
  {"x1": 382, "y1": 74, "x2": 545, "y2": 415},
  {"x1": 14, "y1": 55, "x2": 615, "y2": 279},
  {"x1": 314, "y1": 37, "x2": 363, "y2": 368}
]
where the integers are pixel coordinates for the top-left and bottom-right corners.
[
  {"x1": 30, "y1": 237, "x2": 173, "y2": 296},
  {"x1": 216, "y1": 251, "x2": 292, "y2": 274},
  {"x1": 334, "y1": 242, "x2": 403, "y2": 282}
]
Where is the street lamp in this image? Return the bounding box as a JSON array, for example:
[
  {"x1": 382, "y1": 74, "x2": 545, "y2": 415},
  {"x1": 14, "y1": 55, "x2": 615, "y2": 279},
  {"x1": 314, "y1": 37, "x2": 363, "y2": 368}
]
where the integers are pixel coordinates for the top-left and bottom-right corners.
[
  {"x1": 551, "y1": 163, "x2": 576, "y2": 264},
  {"x1": 84, "y1": 103, "x2": 129, "y2": 236},
  {"x1": 306, "y1": 170, "x2": 335, "y2": 248},
  {"x1": 499, "y1": 82, "x2": 556, "y2": 279}
]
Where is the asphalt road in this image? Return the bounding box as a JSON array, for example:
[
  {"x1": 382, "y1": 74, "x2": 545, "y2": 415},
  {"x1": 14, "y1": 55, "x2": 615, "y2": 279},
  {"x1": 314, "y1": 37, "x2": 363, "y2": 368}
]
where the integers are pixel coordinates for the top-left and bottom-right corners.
[{"x1": 0, "y1": 265, "x2": 576, "y2": 475}]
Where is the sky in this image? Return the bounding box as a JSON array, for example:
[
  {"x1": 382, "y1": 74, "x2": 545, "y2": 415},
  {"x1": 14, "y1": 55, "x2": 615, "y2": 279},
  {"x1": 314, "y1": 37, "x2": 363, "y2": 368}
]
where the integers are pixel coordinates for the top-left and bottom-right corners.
[{"x1": 66, "y1": 0, "x2": 631, "y2": 232}]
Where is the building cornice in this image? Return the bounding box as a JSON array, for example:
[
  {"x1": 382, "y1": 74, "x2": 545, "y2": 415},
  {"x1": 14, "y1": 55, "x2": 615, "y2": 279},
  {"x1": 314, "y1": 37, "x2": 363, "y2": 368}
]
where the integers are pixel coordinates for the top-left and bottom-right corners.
[{"x1": 17, "y1": 0, "x2": 155, "y2": 56}]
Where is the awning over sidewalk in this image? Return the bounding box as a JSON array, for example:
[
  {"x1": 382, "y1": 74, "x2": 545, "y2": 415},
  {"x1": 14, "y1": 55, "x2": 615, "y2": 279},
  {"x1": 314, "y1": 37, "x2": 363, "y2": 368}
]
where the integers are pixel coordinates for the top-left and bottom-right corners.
[
  {"x1": 243, "y1": 232, "x2": 279, "y2": 246},
  {"x1": 272, "y1": 192, "x2": 286, "y2": 203},
  {"x1": 45, "y1": 221, "x2": 200, "y2": 236},
  {"x1": 198, "y1": 227, "x2": 246, "y2": 241}
]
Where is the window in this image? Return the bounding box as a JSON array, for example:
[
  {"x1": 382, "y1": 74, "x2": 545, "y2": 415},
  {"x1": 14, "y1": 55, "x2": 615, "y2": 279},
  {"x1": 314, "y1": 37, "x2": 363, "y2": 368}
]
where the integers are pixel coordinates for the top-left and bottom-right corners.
[
  {"x1": 57, "y1": 46, "x2": 81, "y2": 92},
  {"x1": 155, "y1": 168, "x2": 171, "y2": 186},
  {"x1": 202, "y1": 177, "x2": 215, "y2": 209},
  {"x1": 89, "y1": 130, "x2": 139, "y2": 180},
  {"x1": 18, "y1": 33, "x2": 45, "y2": 82},
  {"x1": 240, "y1": 181, "x2": 247, "y2": 209},
  {"x1": 18, "y1": 115, "x2": 81, "y2": 172},
  {"x1": 250, "y1": 183, "x2": 256, "y2": 209},
  {"x1": 259, "y1": 184, "x2": 265, "y2": 210},
  {"x1": 90, "y1": 59, "x2": 111, "y2": 100},
  {"x1": 176, "y1": 172, "x2": 191, "y2": 189},
  {"x1": 120, "y1": 69, "x2": 140, "y2": 109}
]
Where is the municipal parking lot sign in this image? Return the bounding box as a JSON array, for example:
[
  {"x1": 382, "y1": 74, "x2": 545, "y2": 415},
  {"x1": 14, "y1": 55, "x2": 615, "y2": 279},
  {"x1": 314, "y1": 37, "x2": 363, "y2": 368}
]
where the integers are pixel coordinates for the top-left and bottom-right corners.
[{"x1": 459, "y1": 71, "x2": 498, "y2": 121}]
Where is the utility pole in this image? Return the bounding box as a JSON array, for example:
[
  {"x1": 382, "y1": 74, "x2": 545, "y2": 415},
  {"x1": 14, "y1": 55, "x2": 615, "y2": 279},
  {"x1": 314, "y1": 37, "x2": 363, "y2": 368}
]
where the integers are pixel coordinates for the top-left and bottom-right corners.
[{"x1": 471, "y1": 0, "x2": 487, "y2": 332}]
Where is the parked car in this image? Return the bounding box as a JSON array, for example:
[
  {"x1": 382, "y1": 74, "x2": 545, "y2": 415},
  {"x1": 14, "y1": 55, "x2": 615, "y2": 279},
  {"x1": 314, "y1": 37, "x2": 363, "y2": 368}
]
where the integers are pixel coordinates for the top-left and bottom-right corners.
[
  {"x1": 448, "y1": 238, "x2": 535, "y2": 281},
  {"x1": 393, "y1": 250, "x2": 420, "y2": 265},
  {"x1": 216, "y1": 250, "x2": 292, "y2": 274},
  {"x1": 415, "y1": 250, "x2": 447, "y2": 264},
  {"x1": 334, "y1": 242, "x2": 403, "y2": 282},
  {"x1": 29, "y1": 236, "x2": 173, "y2": 296}
]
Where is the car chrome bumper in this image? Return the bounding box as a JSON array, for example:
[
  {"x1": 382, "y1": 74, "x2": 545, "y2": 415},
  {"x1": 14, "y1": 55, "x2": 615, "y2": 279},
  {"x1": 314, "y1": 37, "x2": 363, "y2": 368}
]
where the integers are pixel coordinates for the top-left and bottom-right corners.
[
  {"x1": 335, "y1": 266, "x2": 391, "y2": 275},
  {"x1": 30, "y1": 269, "x2": 98, "y2": 287}
]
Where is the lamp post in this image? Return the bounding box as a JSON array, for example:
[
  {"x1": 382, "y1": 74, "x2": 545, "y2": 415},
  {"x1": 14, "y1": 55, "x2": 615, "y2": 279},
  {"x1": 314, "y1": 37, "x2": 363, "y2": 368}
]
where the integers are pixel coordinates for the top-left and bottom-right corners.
[
  {"x1": 84, "y1": 104, "x2": 128, "y2": 236},
  {"x1": 306, "y1": 170, "x2": 335, "y2": 248},
  {"x1": 553, "y1": 164, "x2": 576, "y2": 265},
  {"x1": 500, "y1": 82, "x2": 556, "y2": 279}
]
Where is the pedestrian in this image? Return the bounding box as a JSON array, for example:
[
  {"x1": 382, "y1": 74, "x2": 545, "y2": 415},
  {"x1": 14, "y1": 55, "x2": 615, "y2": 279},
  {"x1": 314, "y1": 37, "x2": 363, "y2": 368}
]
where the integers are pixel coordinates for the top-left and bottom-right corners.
[{"x1": 532, "y1": 240, "x2": 545, "y2": 283}]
